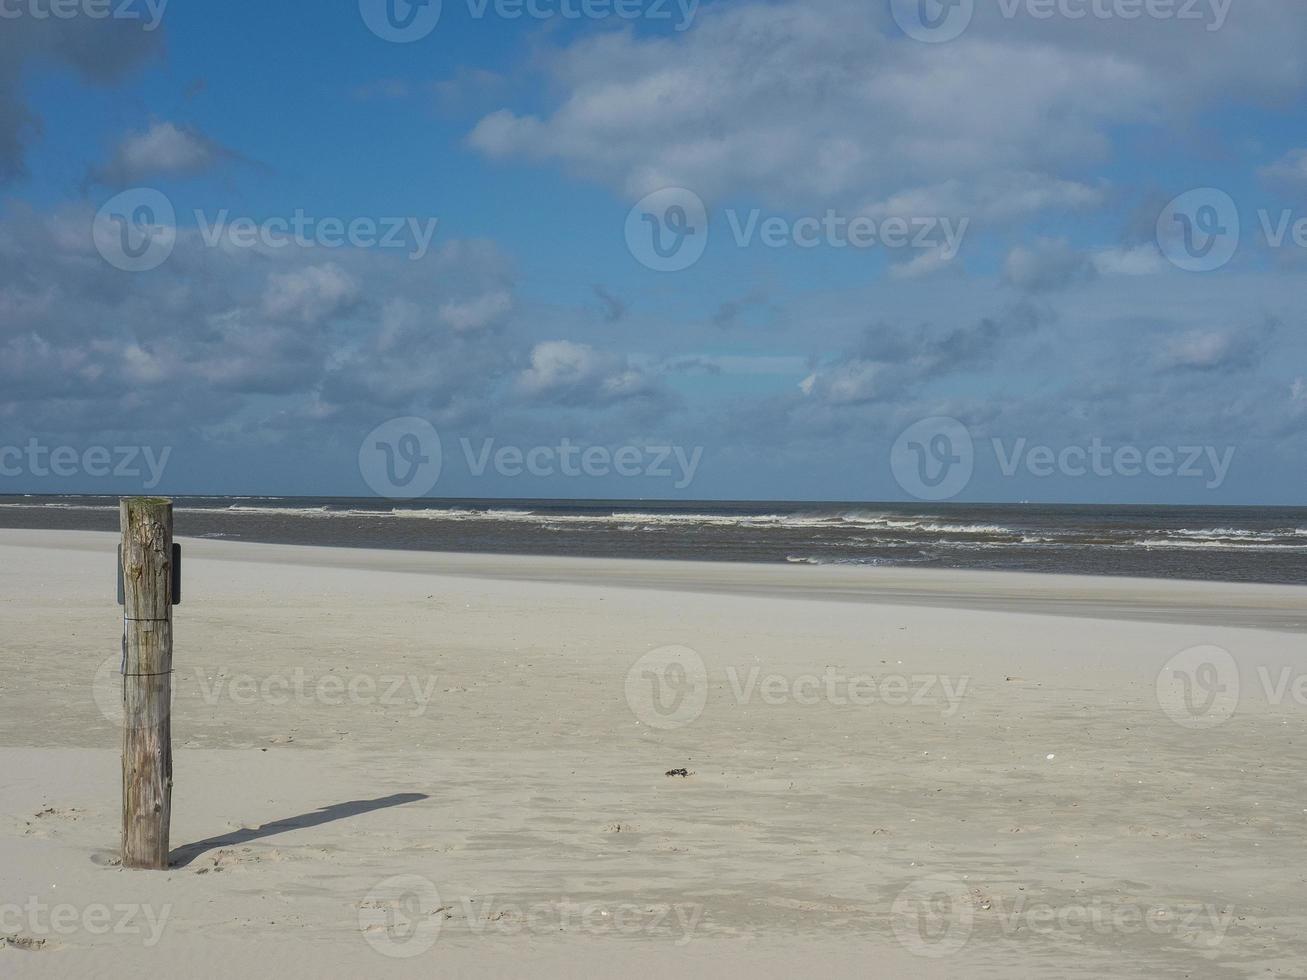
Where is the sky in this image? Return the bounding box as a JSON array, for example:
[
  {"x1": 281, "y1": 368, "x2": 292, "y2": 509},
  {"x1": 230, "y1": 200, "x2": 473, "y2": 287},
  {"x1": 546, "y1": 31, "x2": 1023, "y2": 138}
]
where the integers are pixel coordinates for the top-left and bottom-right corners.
[{"x1": 1, "y1": 0, "x2": 1305, "y2": 504}]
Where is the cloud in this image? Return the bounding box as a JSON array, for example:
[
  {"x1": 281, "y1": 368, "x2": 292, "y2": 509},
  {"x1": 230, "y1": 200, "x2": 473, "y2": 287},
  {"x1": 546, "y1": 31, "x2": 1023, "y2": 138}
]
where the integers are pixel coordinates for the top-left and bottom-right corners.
[
  {"x1": 1003, "y1": 239, "x2": 1096, "y2": 293},
  {"x1": 515, "y1": 340, "x2": 662, "y2": 406},
  {"x1": 0, "y1": 16, "x2": 163, "y2": 182},
  {"x1": 261, "y1": 264, "x2": 360, "y2": 324},
  {"x1": 0, "y1": 203, "x2": 535, "y2": 431},
  {"x1": 1258, "y1": 148, "x2": 1307, "y2": 188},
  {"x1": 1157, "y1": 326, "x2": 1268, "y2": 373},
  {"x1": 889, "y1": 247, "x2": 958, "y2": 280},
  {"x1": 431, "y1": 68, "x2": 511, "y2": 115},
  {"x1": 865, "y1": 173, "x2": 1105, "y2": 224},
  {"x1": 89, "y1": 122, "x2": 232, "y2": 186},
  {"x1": 1090, "y1": 244, "x2": 1167, "y2": 277},
  {"x1": 592, "y1": 284, "x2": 626, "y2": 323},
  {"x1": 798, "y1": 303, "x2": 1046, "y2": 407},
  {"x1": 438, "y1": 290, "x2": 513, "y2": 332},
  {"x1": 464, "y1": 0, "x2": 1306, "y2": 213}
]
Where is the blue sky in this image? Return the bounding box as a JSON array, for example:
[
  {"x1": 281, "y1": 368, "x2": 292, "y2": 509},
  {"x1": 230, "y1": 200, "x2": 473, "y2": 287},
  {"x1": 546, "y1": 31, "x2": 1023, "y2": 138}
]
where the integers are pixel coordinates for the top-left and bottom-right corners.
[{"x1": 1, "y1": 0, "x2": 1306, "y2": 503}]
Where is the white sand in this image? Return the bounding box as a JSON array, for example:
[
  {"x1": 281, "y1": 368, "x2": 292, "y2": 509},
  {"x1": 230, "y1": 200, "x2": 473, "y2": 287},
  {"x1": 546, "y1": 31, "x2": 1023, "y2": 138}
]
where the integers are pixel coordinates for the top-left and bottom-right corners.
[{"x1": 1, "y1": 529, "x2": 1305, "y2": 978}]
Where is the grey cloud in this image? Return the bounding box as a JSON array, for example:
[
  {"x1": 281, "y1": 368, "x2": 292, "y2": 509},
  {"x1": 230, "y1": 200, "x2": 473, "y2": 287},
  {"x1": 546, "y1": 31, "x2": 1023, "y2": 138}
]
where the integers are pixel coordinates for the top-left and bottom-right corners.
[
  {"x1": 88, "y1": 122, "x2": 235, "y2": 187},
  {"x1": 1156, "y1": 319, "x2": 1277, "y2": 374},
  {"x1": 799, "y1": 303, "x2": 1048, "y2": 407},
  {"x1": 1003, "y1": 239, "x2": 1098, "y2": 293},
  {"x1": 592, "y1": 284, "x2": 626, "y2": 323},
  {"x1": 466, "y1": 0, "x2": 1307, "y2": 212},
  {"x1": 514, "y1": 340, "x2": 667, "y2": 409},
  {"x1": 0, "y1": 16, "x2": 162, "y2": 182}
]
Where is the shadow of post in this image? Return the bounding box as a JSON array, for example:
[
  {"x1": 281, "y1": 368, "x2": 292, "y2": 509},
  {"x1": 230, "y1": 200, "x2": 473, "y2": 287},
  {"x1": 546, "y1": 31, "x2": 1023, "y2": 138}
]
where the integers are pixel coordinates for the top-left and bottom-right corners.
[{"x1": 169, "y1": 792, "x2": 429, "y2": 868}]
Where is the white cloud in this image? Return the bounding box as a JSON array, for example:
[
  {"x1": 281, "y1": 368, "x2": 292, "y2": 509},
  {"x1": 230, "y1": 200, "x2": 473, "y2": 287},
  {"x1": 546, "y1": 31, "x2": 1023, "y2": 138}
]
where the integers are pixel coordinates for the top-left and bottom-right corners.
[
  {"x1": 465, "y1": 0, "x2": 1307, "y2": 213},
  {"x1": 0, "y1": 16, "x2": 162, "y2": 183},
  {"x1": 1003, "y1": 239, "x2": 1095, "y2": 292},
  {"x1": 889, "y1": 247, "x2": 957, "y2": 280},
  {"x1": 438, "y1": 290, "x2": 513, "y2": 332},
  {"x1": 516, "y1": 340, "x2": 660, "y2": 405},
  {"x1": 262, "y1": 264, "x2": 359, "y2": 324},
  {"x1": 1258, "y1": 148, "x2": 1307, "y2": 188},
  {"x1": 94, "y1": 122, "x2": 228, "y2": 185},
  {"x1": 1158, "y1": 328, "x2": 1262, "y2": 372},
  {"x1": 865, "y1": 173, "x2": 1105, "y2": 224},
  {"x1": 799, "y1": 360, "x2": 885, "y2": 405},
  {"x1": 1091, "y1": 244, "x2": 1167, "y2": 277}
]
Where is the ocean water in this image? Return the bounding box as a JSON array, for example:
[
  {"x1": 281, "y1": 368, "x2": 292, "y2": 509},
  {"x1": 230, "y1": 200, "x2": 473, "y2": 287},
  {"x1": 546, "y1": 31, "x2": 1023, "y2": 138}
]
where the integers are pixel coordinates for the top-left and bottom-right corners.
[{"x1": 2, "y1": 495, "x2": 1305, "y2": 586}]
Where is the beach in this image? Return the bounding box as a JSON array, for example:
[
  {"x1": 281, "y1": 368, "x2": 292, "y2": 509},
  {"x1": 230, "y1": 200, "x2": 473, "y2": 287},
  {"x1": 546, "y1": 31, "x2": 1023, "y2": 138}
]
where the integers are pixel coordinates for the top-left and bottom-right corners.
[{"x1": 2, "y1": 528, "x2": 1306, "y2": 977}]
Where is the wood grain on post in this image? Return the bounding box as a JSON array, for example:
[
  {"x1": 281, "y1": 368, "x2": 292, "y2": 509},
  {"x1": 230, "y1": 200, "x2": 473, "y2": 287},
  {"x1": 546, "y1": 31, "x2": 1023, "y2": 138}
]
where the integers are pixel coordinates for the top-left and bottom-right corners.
[{"x1": 120, "y1": 497, "x2": 174, "y2": 870}]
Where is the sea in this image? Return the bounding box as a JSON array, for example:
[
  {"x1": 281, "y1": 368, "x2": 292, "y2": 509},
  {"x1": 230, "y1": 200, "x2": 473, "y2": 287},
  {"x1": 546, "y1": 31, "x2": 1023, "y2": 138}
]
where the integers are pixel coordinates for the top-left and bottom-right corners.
[{"x1": 1, "y1": 496, "x2": 1305, "y2": 586}]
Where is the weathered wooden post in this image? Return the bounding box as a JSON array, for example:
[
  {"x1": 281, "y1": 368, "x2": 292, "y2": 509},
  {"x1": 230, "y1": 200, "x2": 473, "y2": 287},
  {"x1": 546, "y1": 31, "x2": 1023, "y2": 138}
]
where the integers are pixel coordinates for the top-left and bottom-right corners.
[{"x1": 119, "y1": 497, "x2": 175, "y2": 869}]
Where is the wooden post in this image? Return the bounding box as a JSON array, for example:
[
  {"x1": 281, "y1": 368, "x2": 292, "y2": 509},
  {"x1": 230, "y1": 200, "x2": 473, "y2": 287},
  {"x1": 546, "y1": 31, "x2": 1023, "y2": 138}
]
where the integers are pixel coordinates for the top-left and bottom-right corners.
[{"x1": 120, "y1": 497, "x2": 174, "y2": 870}]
